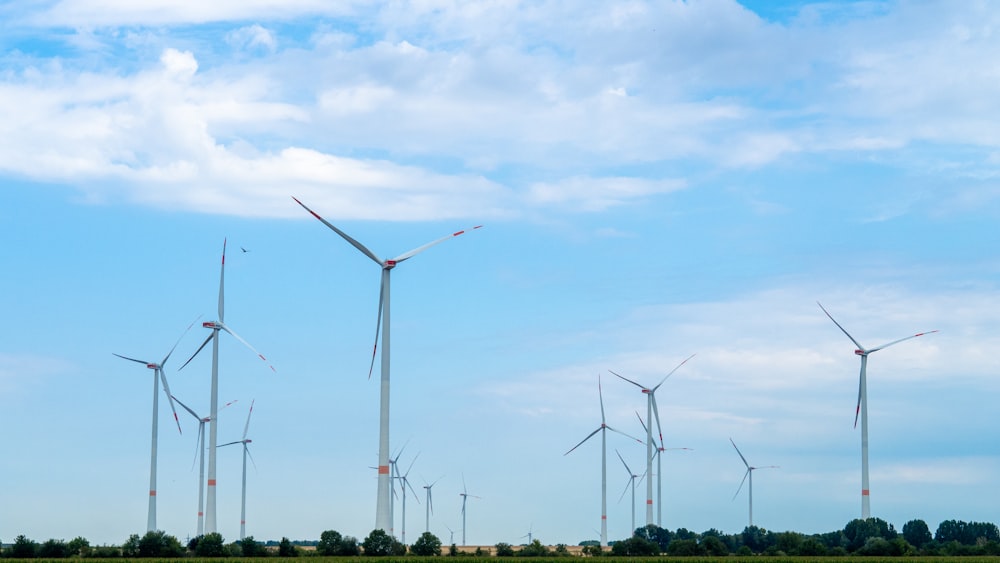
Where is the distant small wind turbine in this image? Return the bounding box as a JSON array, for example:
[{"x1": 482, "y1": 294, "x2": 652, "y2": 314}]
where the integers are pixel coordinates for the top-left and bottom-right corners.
[
  {"x1": 398, "y1": 454, "x2": 421, "y2": 544},
  {"x1": 445, "y1": 525, "x2": 455, "y2": 545},
  {"x1": 171, "y1": 395, "x2": 237, "y2": 536},
  {"x1": 521, "y1": 524, "x2": 534, "y2": 545},
  {"x1": 730, "y1": 438, "x2": 778, "y2": 528},
  {"x1": 564, "y1": 375, "x2": 643, "y2": 547},
  {"x1": 615, "y1": 450, "x2": 643, "y2": 535},
  {"x1": 817, "y1": 301, "x2": 937, "y2": 519},
  {"x1": 219, "y1": 400, "x2": 257, "y2": 540},
  {"x1": 423, "y1": 477, "x2": 442, "y2": 534},
  {"x1": 113, "y1": 318, "x2": 197, "y2": 532},
  {"x1": 635, "y1": 411, "x2": 691, "y2": 527},
  {"x1": 293, "y1": 196, "x2": 480, "y2": 532},
  {"x1": 460, "y1": 476, "x2": 480, "y2": 546},
  {"x1": 611, "y1": 353, "x2": 695, "y2": 526}
]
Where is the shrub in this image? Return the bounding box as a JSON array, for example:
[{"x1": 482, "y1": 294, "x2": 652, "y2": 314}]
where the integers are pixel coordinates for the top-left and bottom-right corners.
[
  {"x1": 494, "y1": 542, "x2": 514, "y2": 557},
  {"x1": 196, "y1": 532, "x2": 227, "y2": 557},
  {"x1": 38, "y1": 539, "x2": 70, "y2": 558},
  {"x1": 278, "y1": 537, "x2": 299, "y2": 557}
]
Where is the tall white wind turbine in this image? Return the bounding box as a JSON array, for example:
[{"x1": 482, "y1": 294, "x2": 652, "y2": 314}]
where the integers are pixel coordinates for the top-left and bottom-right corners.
[
  {"x1": 292, "y1": 196, "x2": 480, "y2": 532},
  {"x1": 113, "y1": 320, "x2": 195, "y2": 531},
  {"x1": 564, "y1": 375, "x2": 643, "y2": 547},
  {"x1": 817, "y1": 302, "x2": 937, "y2": 519},
  {"x1": 610, "y1": 354, "x2": 695, "y2": 526},
  {"x1": 171, "y1": 395, "x2": 237, "y2": 536},
  {"x1": 220, "y1": 400, "x2": 257, "y2": 540},
  {"x1": 459, "y1": 477, "x2": 480, "y2": 546},
  {"x1": 636, "y1": 412, "x2": 691, "y2": 527},
  {"x1": 179, "y1": 239, "x2": 275, "y2": 534},
  {"x1": 730, "y1": 438, "x2": 778, "y2": 528},
  {"x1": 615, "y1": 450, "x2": 642, "y2": 536}
]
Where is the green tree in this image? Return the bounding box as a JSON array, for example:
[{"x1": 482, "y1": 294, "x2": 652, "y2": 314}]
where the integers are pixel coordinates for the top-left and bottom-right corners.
[
  {"x1": 517, "y1": 539, "x2": 549, "y2": 557},
  {"x1": 195, "y1": 532, "x2": 226, "y2": 557},
  {"x1": 493, "y1": 542, "x2": 514, "y2": 557},
  {"x1": 37, "y1": 539, "x2": 69, "y2": 558},
  {"x1": 844, "y1": 517, "x2": 896, "y2": 552},
  {"x1": 610, "y1": 536, "x2": 658, "y2": 556},
  {"x1": 338, "y1": 536, "x2": 361, "y2": 556},
  {"x1": 903, "y1": 519, "x2": 933, "y2": 548},
  {"x1": 553, "y1": 544, "x2": 571, "y2": 556},
  {"x1": 633, "y1": 525, "x2": 671, "y2": 551},
  {"x1": 774, "y1": 531, "x2": 803, "y2": 555},
  {"x1": 121, "y1": 534, "x2": 141, "y2": 558},
  {"x1": 666, "y1": 539, "x2": 703, "y2": 556},
  {"x1": 137, "y1": 530, "x2": 184, "y2": 557},
  {"x1": 88, "y1": 544, "x2": 122, "y2": 558},
  {"x1": 580, "y1": 545, "x2": 603, "y2": 557},
  {"x1": 241, "y1": 536, "x2": 265, "y2": 557},
  {"x1": 278, "y1": 537, "x2": 298, "y2": 557},
  {"x1": 362, "y1": 529, "x2": 394, "y2": 556},
  {"x1": 67, "y1": 536, "x2": 91, "y2": 557},
  {"x1": 412, "y1": 533, "x2": 442, "y2": 556},
  {"x1": 316, "y1": 530, "x2": 344, "y2": 556},
  {"x1": 10, "y1": 535, "x2": 39, "y2": 558},
  {"x1": 740, "y1": 526, "x2": 771, "y2": 553},
  {"x1": 448, "y1": 543, "x2": 458, "y2": 556},
  {"x1": 700, "y1": 535, "x2": 728, "y2": 556},
  {"x1": 798, "y1": 537, "x2": 827, "y2": 556}
]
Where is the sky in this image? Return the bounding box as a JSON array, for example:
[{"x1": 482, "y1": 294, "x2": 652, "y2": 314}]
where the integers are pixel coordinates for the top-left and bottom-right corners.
[{"x1": 1, "y1": 0, "x2": 999, "y2": 549}]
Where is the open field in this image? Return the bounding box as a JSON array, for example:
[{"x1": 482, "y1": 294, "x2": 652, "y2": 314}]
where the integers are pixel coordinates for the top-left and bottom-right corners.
[{"x1": 6, "y1": 558, "x2": 1000, "y2": 563}]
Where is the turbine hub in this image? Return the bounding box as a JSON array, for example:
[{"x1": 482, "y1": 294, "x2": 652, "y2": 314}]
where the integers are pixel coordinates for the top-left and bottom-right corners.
[{"x1": 385, "y1": 260, "x2": 397, "y2": 269}]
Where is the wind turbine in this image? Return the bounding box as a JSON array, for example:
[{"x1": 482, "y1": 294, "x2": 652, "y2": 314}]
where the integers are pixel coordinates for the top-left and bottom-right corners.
[
  {"x1": 445, "y1": 525, "x2": 455, "y2": 546},
  {"x1": 219, "y1": 400, "x2": 257, "y2": 541},
  {"x1": 730, "y1": 438, "x2": 778, "y2": 527},
  {"x1": 564, "y1": 375, "x2": 643, "y2": 547},
  {"x1": 171, "y1": 395, "x2": 237, "y2": 537},
  {"x1": 423, "y1": 477, "x2": 441, "y2": 534},
  {"x1": 635, "y1": 411, "x2": 691, "y2": 527},
  {"x1": 817, "y1": 302, "x2": 937, "y2": 519},
  {"x1": 615, "y1": 450, "x2": 643, "y2": 536},
  {"x1": 521, "y1": 524, "x2": 534, "y2": 545},
  {"x1": 397, "y1": 454, "x2": 421, "y2": 545},
  {"x1": 459, "y1": 476, "x2": 480, "y2": 546},
  {"x1": 610, "y1": 353, "x2": 695, "y2": 526},
  {"x1": 179, "y1": 239, "x2": 275, "y2": 534},
  {"x1": 292, "y1": 196, "x2": 480, "y2": 532},
  {"x1": 387, "y1": 442, "x2": 411, "y2": 538},
  {"x1": 113, "y1": 319, "x2": 195, "y2": 532}
]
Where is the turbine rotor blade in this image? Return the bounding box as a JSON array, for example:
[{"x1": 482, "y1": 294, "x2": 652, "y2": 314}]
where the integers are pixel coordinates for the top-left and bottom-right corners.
[
  {"x1": 171, "y1": 395, "x2": 201, "y2": 420},
  {"x1": 564, "y1": 427, "x2": 601, "y2": 455},
  {"x1": 652, "y1": 353, "x2": 696, "y2": 391},
  {"x1": 218, "y1": 440, "x2": 242, "y2": 448},
  {"x1": 869, "y1": 330, "x2": 939, "y2": 353},
  {"x1": 392, "y1": 225, "x2": 483, "y2": 264},
  {"x1": 733, "y1": 469, "x2": 750, "y2": 500},
  {"x1": 242, "y1": 399, "x2": 255, "y2": 441},
  {"x1": 112, "y1": 353, "x2": 150, "y2": 365},
  {"x1": 615, "y1": 449, "x2": 633, "y2": 475},
  {"x1": 161, "y1": 315, "x2": 203, "y2": 367},
  {"x1": 219, "y1": 239, "x2": 227, "y2": 321},
  {"x1": 730, "y1": 438, "x2": 750, "y2": 469},
  {"x1": 650, "y1": 394, "x2": 664, "y2": 446},
  {"x1": 597, "y1": 375, "x2": 606, "y2": 423},
  {"x1": 609, "y1": 369, "x2": 646, "y2": 390},
  {"x1": 218, "y1": 322, "x2": 276, "y2": 372},
  {"x1": 817, "y1": 301, "x2": 866, "y2": 351},
  {"x1": 246, "y1": 444, "x2": 258, "y2": 472},
  {"x1": 854, "y1": 368, "x2": 863, "y2": 429},
  {"x1": 291, "y1": 197, "x2": 383, "y2": 265},
  {"x1": 368, "y1": 276, "x2": 385, "y2": 380},
  {"x1": 179, "y1": 332, "x2": 214, "y2": 371},
  {"x1": 159, "y1": 370, "x2": 183, "y2": 434},
  {"x1": 605, "y1": 425, "x2": 645, "y2": 445}
]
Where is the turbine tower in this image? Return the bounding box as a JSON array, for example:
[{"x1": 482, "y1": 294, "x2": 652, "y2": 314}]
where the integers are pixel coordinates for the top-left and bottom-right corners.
[
  {"x1": 292, "y1": 196, "x2": 480, "y2": 532},
  {"x1": 171, "y1": 395, "x2": 237, "y2": 536},
  {"x1": 113, "y1": 320, "x2": 194, "y2": 531},
  {"x1": 179, "y1": 239, "x2": 275, "y2": 534},
  {"x1": 615, "y1": 450, "x2": 641, "y2": 535},
  {"x1": 730, "y1": 438, "x2": 778, "y2": 527},
  {"x1": 818, "y1": 302, "x2": 937, "y2": 519},
  {"x1": 564, "y1": 375, "x2": 643, "y2": 547},
  {"x1": 610, "y1": 354, "x2": 694, "y2": 525},
  {"x1": 220, "y1": 400, "x2": 257, "y2": 540}
]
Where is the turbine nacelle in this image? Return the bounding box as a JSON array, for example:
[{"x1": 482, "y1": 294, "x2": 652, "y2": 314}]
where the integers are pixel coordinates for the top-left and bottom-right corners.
[
  {"x1": 854, "y1": 349, "x2": 866, "y2": 356},
  {"x1": 384, "y1": 260, "x2": 397, "y2": 269},
  {"x1": 203, "y1": 321, "x2": 220, "y2": 329},
  {"x1": 146, "y1": 363, "x2": 159, "y2": 369}
]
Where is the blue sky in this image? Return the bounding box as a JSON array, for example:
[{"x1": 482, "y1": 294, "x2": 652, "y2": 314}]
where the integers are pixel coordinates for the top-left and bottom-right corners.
[{"x1": 1, "y1": 0, "x2": 999, "y2": 548}]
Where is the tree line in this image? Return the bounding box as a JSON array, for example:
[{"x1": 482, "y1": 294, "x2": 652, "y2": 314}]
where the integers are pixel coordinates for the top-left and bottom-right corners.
[{"x1": 2, "y1": 518, "x2": 998, "y2": 558}]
